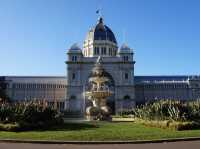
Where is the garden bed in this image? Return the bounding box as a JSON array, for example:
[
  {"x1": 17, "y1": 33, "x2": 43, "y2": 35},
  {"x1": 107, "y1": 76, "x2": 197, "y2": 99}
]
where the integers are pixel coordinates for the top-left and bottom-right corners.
[{"x1": 135, "y1": 119, "x2": 200, "y2": 130}]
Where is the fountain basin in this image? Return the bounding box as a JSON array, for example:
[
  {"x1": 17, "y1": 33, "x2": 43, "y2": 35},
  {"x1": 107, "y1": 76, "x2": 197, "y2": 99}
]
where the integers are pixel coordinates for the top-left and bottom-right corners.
[{"x1": 85, "y1": 91, "x2": 113, "y2": 99}]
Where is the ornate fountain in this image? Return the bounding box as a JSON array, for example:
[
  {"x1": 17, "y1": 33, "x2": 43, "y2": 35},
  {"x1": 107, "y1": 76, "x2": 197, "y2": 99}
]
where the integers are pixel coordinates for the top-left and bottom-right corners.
[{"x1": 85, "y1": 56, "x2": 113, "y2": 121}]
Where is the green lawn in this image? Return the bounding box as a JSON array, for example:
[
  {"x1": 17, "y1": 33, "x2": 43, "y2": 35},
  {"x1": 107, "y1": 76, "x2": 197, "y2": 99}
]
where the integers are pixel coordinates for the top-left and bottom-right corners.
[{"x1": 0, "y1": 122, "x2": 200, "y2": 141}]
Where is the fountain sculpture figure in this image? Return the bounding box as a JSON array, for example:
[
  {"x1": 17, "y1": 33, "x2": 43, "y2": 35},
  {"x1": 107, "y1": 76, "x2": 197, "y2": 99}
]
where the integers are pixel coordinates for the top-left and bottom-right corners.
[{"x1": 85, "y1": 56, "x2": 113, "y2": 121}]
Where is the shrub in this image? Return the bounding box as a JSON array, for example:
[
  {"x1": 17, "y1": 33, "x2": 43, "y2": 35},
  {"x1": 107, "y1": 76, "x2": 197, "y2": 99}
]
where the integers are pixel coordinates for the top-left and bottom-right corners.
[
  {"x1": 132, "y1": 100, "x2": 200, "y2": 122},
  {"x1": 0, "y1": 101, "x2": 64, "y2": 131},
  {"x1": 135, "y1": 118, "x2": 200, "y2": 130}
]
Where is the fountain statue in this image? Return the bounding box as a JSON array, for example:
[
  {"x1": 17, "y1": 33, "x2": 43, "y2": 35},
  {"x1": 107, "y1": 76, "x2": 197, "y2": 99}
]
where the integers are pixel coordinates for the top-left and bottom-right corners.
[{"x1": 85, "y1": 56, "x2": 113, "y2": 121}]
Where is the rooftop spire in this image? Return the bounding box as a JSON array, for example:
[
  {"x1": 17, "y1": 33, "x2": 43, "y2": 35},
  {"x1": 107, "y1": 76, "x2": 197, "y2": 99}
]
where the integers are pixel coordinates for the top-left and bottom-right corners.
[{"x1": 98, "y1": 17, "x2": 103, "y2": 24}]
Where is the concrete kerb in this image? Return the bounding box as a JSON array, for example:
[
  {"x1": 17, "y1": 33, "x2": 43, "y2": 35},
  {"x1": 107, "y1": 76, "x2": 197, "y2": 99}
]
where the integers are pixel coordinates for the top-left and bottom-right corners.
[{"x1": 0, "y1": 137, "x2": 200, "y2": 144}]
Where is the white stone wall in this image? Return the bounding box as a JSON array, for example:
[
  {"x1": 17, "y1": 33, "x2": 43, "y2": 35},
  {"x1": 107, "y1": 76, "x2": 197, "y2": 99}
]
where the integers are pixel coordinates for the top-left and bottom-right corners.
[{"x1": 66, "y1": 54, "x2": 135, "y2": 114}]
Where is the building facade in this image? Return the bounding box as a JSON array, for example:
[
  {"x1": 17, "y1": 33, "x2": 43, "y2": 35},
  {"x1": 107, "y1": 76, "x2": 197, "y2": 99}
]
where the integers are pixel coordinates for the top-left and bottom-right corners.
[
  {"x1": 1, "y1": 17, "x2": 200, "y2": 116},
  {"x1": 0, "y1": 76, "x2": 67, "y2": 110},
  {"x1": 66, "y1": 17, "x2": 135, "y2": 114}
]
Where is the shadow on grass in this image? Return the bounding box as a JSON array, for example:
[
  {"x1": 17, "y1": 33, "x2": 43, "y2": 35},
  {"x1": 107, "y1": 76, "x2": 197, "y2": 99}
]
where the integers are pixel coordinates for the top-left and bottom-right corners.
[
  {"x1": 48, "y1": 122, "x2": 99, "y2": 131},
  {"x1": 19, "y1": 122, "x2": 100, "y2": 132}
]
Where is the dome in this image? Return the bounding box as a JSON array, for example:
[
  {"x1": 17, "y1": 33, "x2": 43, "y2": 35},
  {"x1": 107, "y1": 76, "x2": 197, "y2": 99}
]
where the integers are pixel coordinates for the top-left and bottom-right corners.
[
  {"x1": 83, "y1": 17, "x2": 118, "y2": 57},
  {"x1": 93, "y1": 18, "x2": 117, "y2": 44},
  {"x1": 70, "y1": 43, "x2": 81, "y2": 51},
  {"x1": 119, "y1": 43, "x2": 133, "y2": 53},
  {"x1": 68, "y1": 43, "x2": 82, "y2": 53},
  {"x1": 85, "y1": 17, "x2": 117, "y2": 44}
]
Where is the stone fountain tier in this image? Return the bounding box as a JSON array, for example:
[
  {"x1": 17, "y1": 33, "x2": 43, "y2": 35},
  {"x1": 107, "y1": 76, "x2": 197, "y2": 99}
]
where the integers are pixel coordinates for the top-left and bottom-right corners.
[
  {"x1": 85, "y1": 56, "x2": 113, "y2": 121},
  {"x1": 89, "y1": 77, "x2": 110, "y2": 84},
  {"x1": 85, "y1": 90, "x2": 113, "y2": 99}
]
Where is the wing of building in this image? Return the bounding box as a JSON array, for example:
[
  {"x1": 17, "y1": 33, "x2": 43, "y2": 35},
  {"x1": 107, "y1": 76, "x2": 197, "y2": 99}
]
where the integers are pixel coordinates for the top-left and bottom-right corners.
[
  {"x1": 0, "y1": 76, "x2": 67, "y2": 110},
  {"x1": 0, "y1": 17, "x2": 200, "y2": 116}
]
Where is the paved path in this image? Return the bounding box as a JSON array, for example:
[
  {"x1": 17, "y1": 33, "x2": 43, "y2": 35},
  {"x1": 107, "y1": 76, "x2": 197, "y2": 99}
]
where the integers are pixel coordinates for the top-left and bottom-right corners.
[{"x1": 0, "y1": 141, "x2": 200, "y2": 149}]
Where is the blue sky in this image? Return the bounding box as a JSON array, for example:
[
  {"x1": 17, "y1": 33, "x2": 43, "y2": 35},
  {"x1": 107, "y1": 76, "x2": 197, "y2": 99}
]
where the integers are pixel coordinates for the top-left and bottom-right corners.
[{"x1": 0, "y1": 0, "x2": 200, "y2": 76}]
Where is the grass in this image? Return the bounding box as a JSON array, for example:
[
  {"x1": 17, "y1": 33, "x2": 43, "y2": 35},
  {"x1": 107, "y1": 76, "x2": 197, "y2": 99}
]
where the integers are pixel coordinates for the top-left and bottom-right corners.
[{"x1": 0, "y1": 122, "x2": 200, "y2": 141}]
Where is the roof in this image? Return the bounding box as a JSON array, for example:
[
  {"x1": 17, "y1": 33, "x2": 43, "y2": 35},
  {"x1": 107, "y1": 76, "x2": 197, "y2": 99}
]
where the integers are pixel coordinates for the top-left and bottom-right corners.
[
  {"x1": 134, "y1": 75, "x2": 190, "y2": 84},
  {"x1": 68, "y1": 43, "x2": 82, "y2": 53},
  {"x1": 85, "y1": 17, "x2": 117, "y2": 44}
]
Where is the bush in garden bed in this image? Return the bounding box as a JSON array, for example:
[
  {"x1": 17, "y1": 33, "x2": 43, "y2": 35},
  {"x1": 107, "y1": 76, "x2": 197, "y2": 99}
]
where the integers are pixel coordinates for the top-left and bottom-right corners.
[
  {"x1": 135, "y1": 118, "x2": 200, "y2": 131},
  {"x1": 0, "y1": 101, "x2": 64, "y2": 131},
  {"x1": 123, "y1": 100, "x2": 200, "y2": 130},
  {"x1": 132, "y1": 100, "x2": 200, "y2": 122}
]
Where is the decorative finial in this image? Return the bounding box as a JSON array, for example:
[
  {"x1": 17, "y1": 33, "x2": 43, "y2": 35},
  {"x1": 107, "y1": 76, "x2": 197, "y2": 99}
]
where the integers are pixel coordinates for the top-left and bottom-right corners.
[
  {"x1": 98, "y1": 17, "x2": 103, "y2": 24},
  {"x1": 96, "y1": 56, "x2": 102, "y2": 64}
]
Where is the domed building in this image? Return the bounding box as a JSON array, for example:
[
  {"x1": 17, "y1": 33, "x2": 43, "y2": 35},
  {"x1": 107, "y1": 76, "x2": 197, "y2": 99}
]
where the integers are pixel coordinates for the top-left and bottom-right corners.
[
  {"x1": 66, "y1": 17, "x2": 136, "y2": 114},
  {"x1": 1, "y1": 16, "x2": 200, "y2": 117}
]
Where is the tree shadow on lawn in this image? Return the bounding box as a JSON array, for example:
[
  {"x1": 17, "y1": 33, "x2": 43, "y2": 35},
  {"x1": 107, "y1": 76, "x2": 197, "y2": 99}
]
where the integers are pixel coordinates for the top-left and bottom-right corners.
[
  {"x1": 23, "y1": 121, "x2": 132, "y2": 132},
  {"x1": 49, "y1": 122, "x2": 99, "y2": 131},
  {"x1": 18, "y1": 122, "x2": 100, "y2": 132}
]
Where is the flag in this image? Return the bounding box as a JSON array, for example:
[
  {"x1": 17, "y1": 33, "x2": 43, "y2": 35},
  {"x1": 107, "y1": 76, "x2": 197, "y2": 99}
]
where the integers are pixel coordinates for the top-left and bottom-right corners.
[{"x1": 96, "y1": 10, "x2": 100, "y2": 14}]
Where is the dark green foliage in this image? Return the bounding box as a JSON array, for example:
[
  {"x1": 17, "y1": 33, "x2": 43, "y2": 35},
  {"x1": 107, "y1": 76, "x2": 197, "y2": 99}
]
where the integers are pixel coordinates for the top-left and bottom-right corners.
[
  {"x1": 0, "y1": 102, "x2": 63, "y2": 131},
  {"x1": 0, "y1": 81, "x2": 10, "y2": 103}
]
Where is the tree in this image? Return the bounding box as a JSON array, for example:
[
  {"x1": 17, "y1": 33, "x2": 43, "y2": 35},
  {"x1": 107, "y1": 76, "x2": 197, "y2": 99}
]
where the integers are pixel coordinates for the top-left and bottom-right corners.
[{"x1": 0, "y1": 81, "x2": 10, "y2": 103}]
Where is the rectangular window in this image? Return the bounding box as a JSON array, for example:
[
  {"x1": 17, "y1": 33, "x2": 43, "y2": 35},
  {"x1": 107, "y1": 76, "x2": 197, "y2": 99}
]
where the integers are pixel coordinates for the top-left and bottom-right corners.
[
  {"x1": 125, "y1": 73, "x2": 128, "y2": 79},
  {"x1": 72, "y1": 56, "x2": 77, "y2": 62},
  {"x1": 72, "y1": 73, "x2": 76, "y2": 80},
  {"x1": 123, "y1": 56, "x2": 129, "y2": 62},
  {"x1": 104, "y1": 47, "x2": 106, "y2": 55},
  {"x1": 101, "y1": 47, "x2": 104, "y2": 55},
  {"x1": 94, "y1": 47, "x2": 97, "y2": 55},
  {"x1": 97, "y1": 47, "x2": 99, "y2": 54},
  {"x1": 109, "y1": 48, "x2": 111, "y2": 55},
  {"x1": 114, "y1": 50, "x2": 117, "y2": 56}
]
